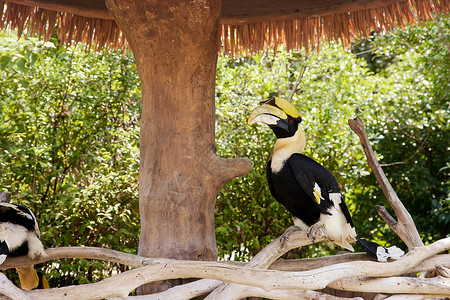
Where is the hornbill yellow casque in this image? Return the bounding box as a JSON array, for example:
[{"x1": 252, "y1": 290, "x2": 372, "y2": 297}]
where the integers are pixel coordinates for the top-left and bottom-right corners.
[
  {"x1": 248, "y1": 97, "x2": 404, "y2": 261},
  {"x1": 0, "y1": 203, "x2": 48, "y2": 289}
]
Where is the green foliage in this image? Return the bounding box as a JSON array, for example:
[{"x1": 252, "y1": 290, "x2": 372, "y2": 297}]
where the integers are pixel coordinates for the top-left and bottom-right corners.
[{"x1": 0, "y1": 32, "x2": 141, "y2": 286}]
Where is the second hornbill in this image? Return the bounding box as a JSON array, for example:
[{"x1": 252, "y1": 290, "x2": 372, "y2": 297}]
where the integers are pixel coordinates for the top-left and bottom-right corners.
[
  {"x1": 248, "y1": 97, "x2": 404, "y2": 261},
  {"x1": 0, "y1": 202, "x2": 48, "y2": 289}
]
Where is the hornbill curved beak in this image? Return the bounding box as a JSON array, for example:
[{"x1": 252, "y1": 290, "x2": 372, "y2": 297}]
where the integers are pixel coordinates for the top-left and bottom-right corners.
[{"x1": 248, "y1": 97, "x2": 302, "y2": 138}]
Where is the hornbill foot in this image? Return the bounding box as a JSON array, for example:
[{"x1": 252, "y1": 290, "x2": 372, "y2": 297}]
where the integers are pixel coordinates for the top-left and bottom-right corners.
[
  {"x1": 280, "y1": 226, "x2": 302, "y2": 247},
  {"x1": 307, "y1": 222, "x2": 327, "y2": 243}
]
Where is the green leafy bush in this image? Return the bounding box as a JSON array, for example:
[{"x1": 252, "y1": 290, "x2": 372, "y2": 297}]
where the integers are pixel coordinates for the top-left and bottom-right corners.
[{"x1": 0, "y1": 32, "x2": 141, "y2": 286}]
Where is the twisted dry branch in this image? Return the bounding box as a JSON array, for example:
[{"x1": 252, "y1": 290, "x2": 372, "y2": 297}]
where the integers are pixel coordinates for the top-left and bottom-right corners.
[
  {"x1": 348, "y1": 117, "x2": 423, "y2": 249},
  {"x1": 0, "y1": 237, "x2": 447, "y2": 300}
]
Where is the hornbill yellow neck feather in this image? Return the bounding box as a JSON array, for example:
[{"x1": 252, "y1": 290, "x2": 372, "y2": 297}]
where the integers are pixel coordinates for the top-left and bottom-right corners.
[
  {"x1": 271, "y1": 128, "x2": 306, "y2": 173},
  {"x1": 248, "y1": 97, "x2": 404, "y2": 261}
]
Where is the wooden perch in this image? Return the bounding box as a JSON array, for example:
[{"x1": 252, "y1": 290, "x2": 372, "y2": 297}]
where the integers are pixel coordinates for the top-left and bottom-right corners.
[
  {"x1": 0, "y1": 247, "x2": 147, "y2": 270},
  {"x1": 206, "y1": 227, "x2": 326, "y2": 299},
  {"x1": 348, "y1": 117, "x2": 423, "y2": 249},
  {"x1": 270, "y1": 253, "x2": 450, "y2": 272},
  {"x1": 1, "y1": 237, "x2": 445, "y2": 300},
  {"x1": 329, "y1": 276, "x2": 450, "y2": 294},
  {"x1": 118, "y1": 254, "x2": 450, "y2": 300}
]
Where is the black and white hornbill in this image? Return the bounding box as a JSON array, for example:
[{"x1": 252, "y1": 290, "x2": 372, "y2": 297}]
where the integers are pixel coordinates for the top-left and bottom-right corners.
[
  {"x1": 248, "y1": 97, "x2": 404, "y2": 262},
  {"x1": 0, "y1": 203, "x2": 48, "y2": 289}
]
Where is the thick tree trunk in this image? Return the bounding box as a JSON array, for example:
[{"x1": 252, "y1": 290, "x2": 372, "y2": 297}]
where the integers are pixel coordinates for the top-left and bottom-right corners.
[{"x1": 105, "y1": 0, "x2": 251, "y2": 294}]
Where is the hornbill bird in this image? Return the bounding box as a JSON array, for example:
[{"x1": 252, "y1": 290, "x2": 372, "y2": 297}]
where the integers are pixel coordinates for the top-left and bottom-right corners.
[
  {"x1": 0, "y1": 203, "x2": 48, "y2": 289},
  {"x1": 248, "y1": 97, "x2": 404, "y2": 262}
]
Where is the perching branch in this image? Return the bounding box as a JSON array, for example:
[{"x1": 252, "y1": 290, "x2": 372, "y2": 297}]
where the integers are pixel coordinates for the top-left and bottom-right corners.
[
  {"x1": 270, "y1": 253, "x2": 450, "y2": 273},
  {"x1": 114, "y1": 254, "x2": 450, "y2": 300},
  {"x1": 141, "y1": 227, "x2": 326, "y2": 300},
  {"x1": 1, "y1": 238, "x2": 447, "y2": 300},
  {"x1": 206, "y1": 227, "x2": 326, "y2": 299},
  {"x1": 0, "y1": 247, "x2": 147, "y2": 270},
  {"x1": 348, "y1": 117, "x2": 423, "y2": 249}
]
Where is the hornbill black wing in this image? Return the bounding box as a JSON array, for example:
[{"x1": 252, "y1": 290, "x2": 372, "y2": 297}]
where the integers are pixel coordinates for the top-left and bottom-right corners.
[{"x1": 287, "y1": 153, "x2": 354, "y2": 226}]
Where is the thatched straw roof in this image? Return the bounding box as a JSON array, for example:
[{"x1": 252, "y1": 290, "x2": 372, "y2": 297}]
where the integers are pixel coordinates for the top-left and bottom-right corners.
[{"x1": 1, "y1": 0, "x2": 448, "y2": 54}]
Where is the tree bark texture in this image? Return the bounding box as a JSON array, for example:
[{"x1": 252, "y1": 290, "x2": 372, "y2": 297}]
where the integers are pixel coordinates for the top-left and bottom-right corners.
[{"x1": 105, "y1": 0, "x2": 251, "y2": 294}]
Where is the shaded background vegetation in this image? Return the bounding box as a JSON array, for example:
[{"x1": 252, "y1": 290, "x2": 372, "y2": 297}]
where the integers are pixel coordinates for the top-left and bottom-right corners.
[{"x1": 0, "y1": 16, "x2": 448, "y2": 286}]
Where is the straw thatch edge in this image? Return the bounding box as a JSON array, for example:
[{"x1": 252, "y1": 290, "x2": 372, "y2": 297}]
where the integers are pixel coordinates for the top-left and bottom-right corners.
[
  {"x1": 0, "y1": 1, "x2": 126, "y2": 52},
  {"x1": 0, "y1": 0, "x2": 448, "y2": 54},
  {"x1": 221, "y1": 0, "x2": 449, "y2": 56}
]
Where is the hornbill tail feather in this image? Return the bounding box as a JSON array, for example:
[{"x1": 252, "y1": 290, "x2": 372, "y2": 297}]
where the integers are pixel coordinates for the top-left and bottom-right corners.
[
  {"x1": 356, "y1": 237, "x2": 404, "y2": 262},
  {"x1": 16, "y1": 266, "x2": 49, "y2": 290}
]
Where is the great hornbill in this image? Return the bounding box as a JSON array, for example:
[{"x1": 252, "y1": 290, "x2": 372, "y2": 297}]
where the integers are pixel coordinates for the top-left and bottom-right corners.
[
  {"x1": 248, "y1": 97, "x2": 404, "y2": 261},
  {"x1": 0, "y1": 203, "x2": 48, "y2": 289}
]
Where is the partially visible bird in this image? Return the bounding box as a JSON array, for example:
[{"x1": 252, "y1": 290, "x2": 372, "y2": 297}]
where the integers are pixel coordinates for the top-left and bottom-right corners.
[
  {"x1": 16, "y1": 266, "x2": 49, "y2": 290},
  {"x1": 0, "y1": 203, "x2": 46, "y2": 263},
  {"x1": 248, "y1": 97, "x2": 404, "y2": 261},
  {"x1": 0, "y1": 203, "x2": 48, "y2": 289}
]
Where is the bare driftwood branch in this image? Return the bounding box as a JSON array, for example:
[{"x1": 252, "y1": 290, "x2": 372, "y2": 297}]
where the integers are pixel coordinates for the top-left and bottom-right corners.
[
  {"x1": 0, "y1": 247, "x2": 147, "y2": 270},
  {"x1": 270, "y1": 253, "x2": 450, "y2": 273},
  {"x1": 231, "y1": 284, "x2": 365, "y2": 300},
  {"x1": 377, "y1": 294, "x2": 450, "y2": 300},
  {"x1": 270, "y1": 252, "x2": 371, "y2": 271},
  {"x1": 0, "y1": 238, "x2": 446, "y2": 300},
  {"x1": 0, "y1": 273, "x2": 32, "y2": 300},
  {"x1": 144, "y1": 252, "x2": 450, "y2": 299},
  {"x1": 117, "y1": 279, "x2": 223, "y2": 300},
  {"x1": 348, "y1": 117, "x2": 423, "y2": 249},
  {"x1": 329, "y1": 276, "x2": 450, "y2": 295},
  {"x1": 111, "y1": 286, "x2": 364, "y2": 300},
  {"x1": 111, "y1": 254, "x2": 450, "y2": 300},
  {"x1": 205, "y1": 226, "x2": 326, "y2": 299}
]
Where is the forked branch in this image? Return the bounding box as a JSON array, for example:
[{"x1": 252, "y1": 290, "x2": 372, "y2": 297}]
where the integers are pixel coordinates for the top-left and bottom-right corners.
[
  {"x1": 348, "y1": 117, "x2": 423, "y2": 249},
  {"x1": 1, "y1": 237, "x2": 448, "y2": 300}
]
